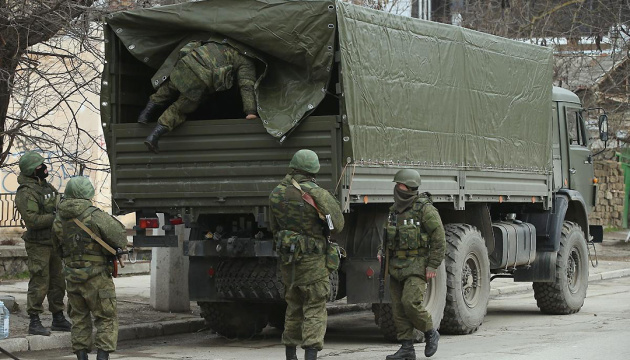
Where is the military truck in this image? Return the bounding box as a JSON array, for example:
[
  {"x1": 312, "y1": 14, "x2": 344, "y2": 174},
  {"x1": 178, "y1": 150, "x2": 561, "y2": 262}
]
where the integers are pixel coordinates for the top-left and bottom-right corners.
[{"x1": 101, "y1": 0, "x2": 608, "y2": 339}]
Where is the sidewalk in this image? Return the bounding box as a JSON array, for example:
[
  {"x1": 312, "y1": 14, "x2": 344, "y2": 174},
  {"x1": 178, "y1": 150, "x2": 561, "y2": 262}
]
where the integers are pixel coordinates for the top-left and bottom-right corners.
[{"x1": 1, "y1": 246, "x2": 629, "y2": 355}]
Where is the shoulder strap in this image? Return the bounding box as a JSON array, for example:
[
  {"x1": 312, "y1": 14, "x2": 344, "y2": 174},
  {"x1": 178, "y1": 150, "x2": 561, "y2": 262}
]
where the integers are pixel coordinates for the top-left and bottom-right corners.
[{"x1": 291, "y1": 179, "x2": 325, "y2": 221}]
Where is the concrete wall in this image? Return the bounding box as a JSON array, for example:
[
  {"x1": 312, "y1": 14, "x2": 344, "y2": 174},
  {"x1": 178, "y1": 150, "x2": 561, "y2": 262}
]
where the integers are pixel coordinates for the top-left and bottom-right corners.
[{"x1": 589, "y1": 160, "x2": 625, "y2": 228}]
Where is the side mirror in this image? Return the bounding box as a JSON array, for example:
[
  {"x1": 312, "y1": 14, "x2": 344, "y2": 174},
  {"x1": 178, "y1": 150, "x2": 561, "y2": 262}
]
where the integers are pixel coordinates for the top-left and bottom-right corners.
[{"x1": 599, "y1": 114, "x2": 609, "y2": 142}]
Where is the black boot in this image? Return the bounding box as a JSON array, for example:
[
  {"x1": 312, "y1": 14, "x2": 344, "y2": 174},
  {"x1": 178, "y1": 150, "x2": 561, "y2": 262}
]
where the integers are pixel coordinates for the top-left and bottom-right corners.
[
  {"x1": 144, "y1": 124, "x2": 170, "y2": 153},
  {"x1": 75, "y1": 350, "x2": 88, "y2": 360},
  {"x1": 97, "y1": 349, "x2": 110, "y2": 360},
  {"x1": 304, "y1": 347, "x2": 318, "y2": 360},
  {"x1": 28, "y1": 314, "x2": 51, "y2": 336},
  {"x1": 386, "y1": 340, "x2": 415, "y2": 360},
  {"x1": 286, "y1": 346, "x2": 298, "y2": 360},
  {"x1": 138, "y1": 101, "x2": 166, "y2": 124},
  {"x1": 51, "y1": 311, "x2": 72, "y2": 332},
  {"x1": 424, "y1": 329, "x2": 440, "y2": 358}
]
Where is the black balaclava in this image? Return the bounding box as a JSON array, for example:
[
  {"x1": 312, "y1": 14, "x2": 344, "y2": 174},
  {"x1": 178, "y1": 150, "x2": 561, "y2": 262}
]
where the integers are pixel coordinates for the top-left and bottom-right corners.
[{"x1": 34, "y1": 164, "x2": 48, "y2": 180}]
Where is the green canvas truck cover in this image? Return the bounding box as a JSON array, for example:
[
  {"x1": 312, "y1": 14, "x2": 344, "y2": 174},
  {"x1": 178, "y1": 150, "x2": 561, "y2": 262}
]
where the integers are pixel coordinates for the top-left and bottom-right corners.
[
  {"x1": 336, "y1": 2, "x2": 553, "y2": 172},
  {"x1": 102, "y1": 0, "x2": 553, "y2": 172}
]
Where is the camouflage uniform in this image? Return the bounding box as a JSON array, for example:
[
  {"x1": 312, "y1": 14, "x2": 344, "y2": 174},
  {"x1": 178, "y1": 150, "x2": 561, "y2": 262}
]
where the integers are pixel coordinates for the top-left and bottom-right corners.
[
  {"x1": 15, "y1": 166, "x2": 65, "y2": 319},
  {"x1": 386, "y1": 194, "x2": 445, "y2": 339},
  {"x1": 152, "y1": 40, "x2": 257, "y2": 131},
  {"x1": 51, "y1": 177, "x2": 127, "y2": 358},
  {"x1": 269, "y1": 150, "x2": 344, "y2": 359}
]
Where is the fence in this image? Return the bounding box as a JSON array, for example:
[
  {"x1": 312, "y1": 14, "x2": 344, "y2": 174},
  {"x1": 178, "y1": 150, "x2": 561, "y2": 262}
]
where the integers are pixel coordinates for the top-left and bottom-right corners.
[{"x1": 0, "y1": 193, "x2": 21, "y2": 228}]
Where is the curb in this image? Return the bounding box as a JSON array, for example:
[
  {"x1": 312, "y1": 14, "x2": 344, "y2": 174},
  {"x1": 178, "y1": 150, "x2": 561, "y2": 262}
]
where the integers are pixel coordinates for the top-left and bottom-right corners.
[
  {"x1": 0, "y1": 318, "x2": 205, "y2": 355},
  {"x1": 2, "y1": 268, "x2": 629, "y2": 355}
]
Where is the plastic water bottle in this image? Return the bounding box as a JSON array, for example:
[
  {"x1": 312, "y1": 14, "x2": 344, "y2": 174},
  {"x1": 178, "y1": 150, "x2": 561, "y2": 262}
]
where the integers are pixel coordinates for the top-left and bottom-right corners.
[{"x1": 0, "y1": 300, "x2": 9, "y2": 339}]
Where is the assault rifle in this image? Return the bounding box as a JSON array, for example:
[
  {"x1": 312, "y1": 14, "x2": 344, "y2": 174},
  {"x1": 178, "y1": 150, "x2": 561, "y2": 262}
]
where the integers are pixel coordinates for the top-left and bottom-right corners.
[{"x1": 378, "y1": 213, "x2": 394, "y2": 319}]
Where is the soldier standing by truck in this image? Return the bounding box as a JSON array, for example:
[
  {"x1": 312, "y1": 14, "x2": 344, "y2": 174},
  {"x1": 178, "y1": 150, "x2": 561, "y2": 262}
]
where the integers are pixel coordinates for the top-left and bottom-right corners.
[
  {"x1": 15, "y1": 151, "x2": 72, "y2": 336},
  {"x1": 269, "y1": 149, "x2": 345, "y2": 360},
  {"x1": 138, "y1": 37, "x2": 260, "y2": 154},
  {"x1": 51, "y1": 177, "x2": 128, "y2": 360},
  {"x1": 385, "y1": 169, "x2": 445, "y2": 359}
]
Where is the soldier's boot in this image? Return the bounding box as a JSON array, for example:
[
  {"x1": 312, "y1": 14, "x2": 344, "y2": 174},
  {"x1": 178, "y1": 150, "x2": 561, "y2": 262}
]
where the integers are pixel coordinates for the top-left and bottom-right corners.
[
  {"x1": 144, "y1": 124, "x2": 170, "y2": 154},
  {"x1": 137, "y1": 101, "x2": 166, "y2": 124},
  {"x1": 304, "y1": 347, "x2": 318, "y2": 360},
  {"x1": 423, "y1": 329, "x2": 439, "y2": 358},
  {"x1": 75, "y1": 350, "x2": 88, "y2": 360},
  {"x1": 28, "y1": 314, "x2": 51, "y2": 336},
  {"x1": 51, "y1": 311, "x2": 72, "y2": 332},
  {"x1": 385, "y1": 340, "x2": 415, "y2": 360},
  {"x1": 286, "y1": 346, "x2": 298, "y2": 360},
  {"x1": 96, "y1": 349, "x2": 110, "y2": 360}
]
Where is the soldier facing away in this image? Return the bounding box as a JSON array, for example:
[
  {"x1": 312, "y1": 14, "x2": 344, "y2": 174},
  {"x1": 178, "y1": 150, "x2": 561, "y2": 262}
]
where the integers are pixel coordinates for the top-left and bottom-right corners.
[
  {"x1": 269, "y1": 149, "x2": 345, "y2": 360},
  {"x1": 15, "y1": 151, "x2": 72, "y2": 336},
  {"x1": 138, "y1": 37, "x2": 259, "y2": 153},
  {"x1": 51, "y1": 177, "x2": 128, "y2": 360},
  {"x1": 385, "y1": 169, "x2": 445, "y2": 360}
]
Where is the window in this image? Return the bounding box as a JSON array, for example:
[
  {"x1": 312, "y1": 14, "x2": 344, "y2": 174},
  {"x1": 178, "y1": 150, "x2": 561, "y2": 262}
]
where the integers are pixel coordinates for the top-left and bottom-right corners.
[{"x1": 566, "y1": 107, "x2": 586, "y2": 146}]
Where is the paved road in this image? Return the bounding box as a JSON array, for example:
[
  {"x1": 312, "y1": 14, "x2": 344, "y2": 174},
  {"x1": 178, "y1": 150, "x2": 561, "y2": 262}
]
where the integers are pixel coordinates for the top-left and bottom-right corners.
[{"x1": 21, "y1": 277, "x2": 630, "y2": 360}]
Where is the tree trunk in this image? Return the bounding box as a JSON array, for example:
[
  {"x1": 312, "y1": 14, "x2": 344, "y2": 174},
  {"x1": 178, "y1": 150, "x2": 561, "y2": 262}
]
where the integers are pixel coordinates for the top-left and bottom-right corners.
[{"x1": 0, "y1": 48, "x2": 22, "y2": 165}]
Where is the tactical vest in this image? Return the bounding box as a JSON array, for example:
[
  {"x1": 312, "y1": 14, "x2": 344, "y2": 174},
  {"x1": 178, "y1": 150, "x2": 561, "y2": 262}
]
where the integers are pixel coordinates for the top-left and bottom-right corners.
[
  {"x1": 17, "y1": 182, "x2": 58, "y2": 241},
  {"x1": 270, "y1": 176, "x2": 327, "y2": 264},
  {"x1": 386, "y1": 198, "x2": 431, "y2": 255},
  {"x1": 60, "y1": 206, "x2": 108, "y2": 264}
]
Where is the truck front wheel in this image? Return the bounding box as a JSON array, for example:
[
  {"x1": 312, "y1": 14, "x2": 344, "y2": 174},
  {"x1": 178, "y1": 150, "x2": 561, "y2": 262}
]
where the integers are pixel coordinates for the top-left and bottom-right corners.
[
  {"x1": 533, "y1": 221, "x2": 588, "y2": 314},
  {"x1": 198, "y1": 302, "x2": 268, "y2": 338},
  {"x1": 440, "y1": 224, "x2": 491, "y2": 334}
]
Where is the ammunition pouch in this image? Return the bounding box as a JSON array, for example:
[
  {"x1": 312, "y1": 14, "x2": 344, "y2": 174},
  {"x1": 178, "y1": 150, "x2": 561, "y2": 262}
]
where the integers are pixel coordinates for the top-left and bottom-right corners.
[
  {"x1": 325, "y1": 241, "x2": 344, "y2": 272},
  {"x1": 275, "y1": 230, "x2": 326, "y2": 265}
]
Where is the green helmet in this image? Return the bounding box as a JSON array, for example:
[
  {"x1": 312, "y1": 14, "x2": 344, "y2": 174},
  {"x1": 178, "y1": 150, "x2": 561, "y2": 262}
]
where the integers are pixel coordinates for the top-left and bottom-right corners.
[
  {"x1": 393, "y1": 169, "x2": 421, "y2": 188},
  {"x1": 19, "y1": 151, "x2": 45, "y2": 176},
  {"x1": 289, "y1": 149, "x2": 320, "y2": 174},
  {"x1": 64, "y1": 176, "x2": 95, "y2": 200}
]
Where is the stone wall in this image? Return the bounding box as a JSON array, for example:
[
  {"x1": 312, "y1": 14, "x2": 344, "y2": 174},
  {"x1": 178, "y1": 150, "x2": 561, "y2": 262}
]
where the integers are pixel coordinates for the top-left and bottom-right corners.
[
  {"x1": 0, "y1": 246, "x2": 28, "y2": 279},
  {"x1": 589, "y1": 160, "x2": 626, "y2": 228}
]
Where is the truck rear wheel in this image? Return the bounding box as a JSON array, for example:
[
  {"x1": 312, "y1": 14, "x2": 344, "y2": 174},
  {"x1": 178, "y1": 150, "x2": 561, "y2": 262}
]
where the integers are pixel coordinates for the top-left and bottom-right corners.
[
  {"x1": 372, "y1": 262, "x2": 447, "y2": 342},
  {"x1": 533, "y1": 221, "x2": 588, "y2": 314},
  {"x1": 440, "y1": 224, "x2": 490, "y2": 335},
  {"x1": 198, "y1": 302, "x2": 268, "y2": 338}
]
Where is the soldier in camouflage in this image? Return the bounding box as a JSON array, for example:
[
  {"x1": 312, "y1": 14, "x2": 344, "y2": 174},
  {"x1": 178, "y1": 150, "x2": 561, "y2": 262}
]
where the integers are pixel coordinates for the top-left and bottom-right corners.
[
  {"x1": 51, "y1": 177, "x2": 127, "y2": 360},
  {"x1": 269, "y1": 149, "x2": 345, "y2": 360},
  {"x1": 15, "y1": 151, "x2": 72, "y2": 336},
  {"x1": 139, "y1": 37, "x2": 259, "y2": 154},
  {"x1": 385, "y1": 169, "x2": 445, "y2": 360}
]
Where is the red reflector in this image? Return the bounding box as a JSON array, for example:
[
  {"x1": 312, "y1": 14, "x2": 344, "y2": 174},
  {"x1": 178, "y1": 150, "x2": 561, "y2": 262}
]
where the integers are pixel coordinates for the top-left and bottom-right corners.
[
  {"x1": 366, "y1": 267, "x2": 375, "y2": 277},
  {"x1": 170, "y1": 217, "x2": 184, "y2": 225},
  {"x1": 139, "y1": 218, "x2": 159, "y2": 229},
  {"x1": 208, "y1": 267, "x2": 215, "y2": 277}
]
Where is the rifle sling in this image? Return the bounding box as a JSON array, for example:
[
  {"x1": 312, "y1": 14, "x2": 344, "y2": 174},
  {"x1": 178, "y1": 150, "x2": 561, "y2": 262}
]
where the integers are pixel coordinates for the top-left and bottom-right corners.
[
  {"x1": 291, "y1": 179, "x2": 326, "y2": 221},
  {"x1": 72, "y1": 218, "x2": 116, "y2": 256}
]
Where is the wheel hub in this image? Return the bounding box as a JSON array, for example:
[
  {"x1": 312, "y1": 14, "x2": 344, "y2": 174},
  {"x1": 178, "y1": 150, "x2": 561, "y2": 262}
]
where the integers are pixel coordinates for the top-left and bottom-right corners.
[
  {"x1": 461, "y1": 252, "x2": 481, "y2": 308},
  {"x1": 567, "y1": 246, "x2": 581, "y2": 294}
]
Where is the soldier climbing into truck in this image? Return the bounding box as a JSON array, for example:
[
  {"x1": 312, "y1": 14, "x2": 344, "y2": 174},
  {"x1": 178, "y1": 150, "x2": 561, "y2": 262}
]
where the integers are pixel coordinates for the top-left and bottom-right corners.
[{"x1": 138, "y1": 35, "x2": 262, "y2": 154}]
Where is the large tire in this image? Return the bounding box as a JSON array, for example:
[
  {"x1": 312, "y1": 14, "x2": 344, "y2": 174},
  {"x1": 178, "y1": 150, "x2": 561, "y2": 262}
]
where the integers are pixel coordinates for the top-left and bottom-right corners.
[
  {"x1": 198, "y1": 302, "x2": 268, "y2": 338},
  {"x1": 372, "y1": 262, "x2": 447, "y2": 342},
  {"x1": 440, "y1": 224, "x2": 491, "y2": 335},
  {"x1": 215, "y1": 258, "x2": 284, "y2": 301},
  {"x1": 533, "y1": 221, "x2": 588, "y2": 314}
]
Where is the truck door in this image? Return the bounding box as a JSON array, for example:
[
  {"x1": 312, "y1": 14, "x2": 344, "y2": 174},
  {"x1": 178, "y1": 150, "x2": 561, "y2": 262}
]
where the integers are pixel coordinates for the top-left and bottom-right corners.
[{"x1": 564, "y1": 105, "x2": 595, "y2": 211}]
